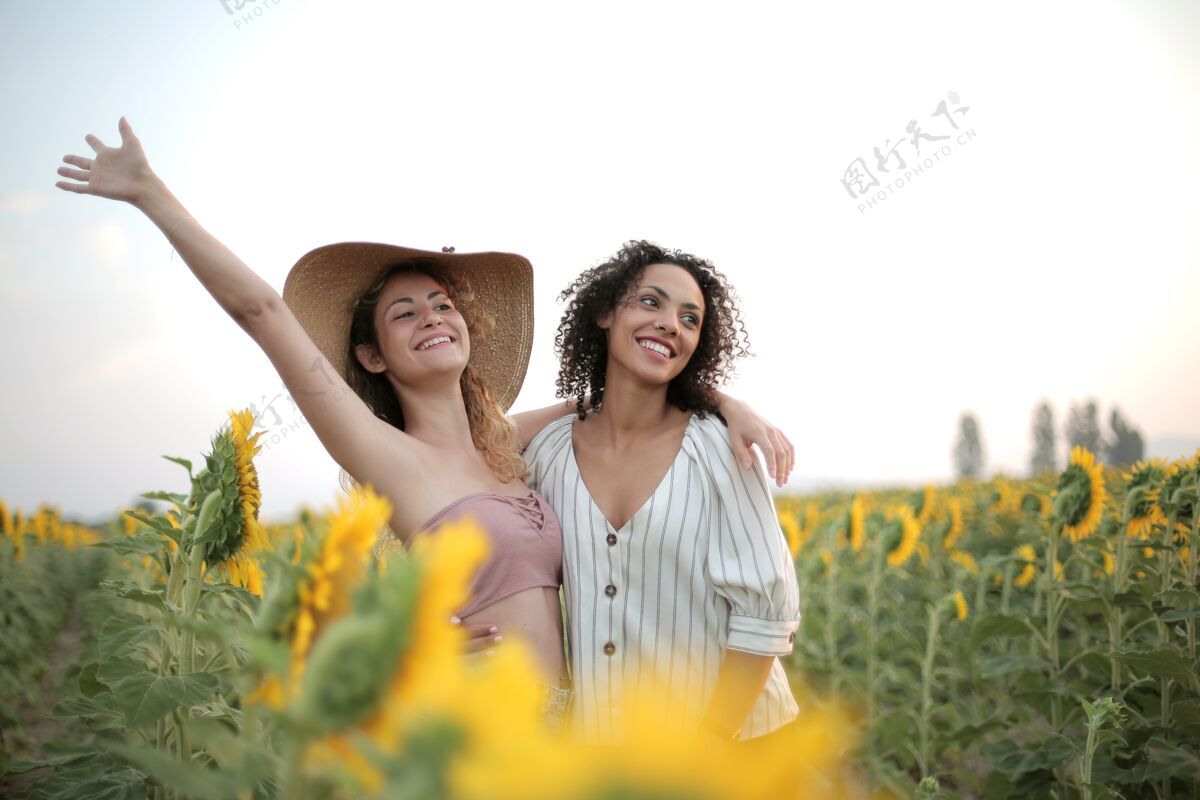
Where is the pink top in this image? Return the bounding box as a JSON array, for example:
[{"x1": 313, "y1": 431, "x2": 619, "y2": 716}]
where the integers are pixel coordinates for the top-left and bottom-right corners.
[{"x1": 420, "y1": 489, "x2": 563, "y2": 618}]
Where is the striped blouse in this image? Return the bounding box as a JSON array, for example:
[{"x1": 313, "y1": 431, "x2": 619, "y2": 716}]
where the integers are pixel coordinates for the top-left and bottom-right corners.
[{"x1": 524, "y1": 412, "x2": 801, "y2": 741}]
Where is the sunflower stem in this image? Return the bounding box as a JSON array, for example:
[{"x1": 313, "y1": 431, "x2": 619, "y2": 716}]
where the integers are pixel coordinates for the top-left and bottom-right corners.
[
  {"x1": 917, "y1": 601, "x2": 941, "y2": 780},
  {"x1": 178, "y1": 542, "x2": 207, "y2": 766},
  {"x1": 281, "y1": 737, "x2": 306, "y2": 800},
  {"x1": 1157, "y1": 509, "x2": 1180, "y2": 800},
  {"x1": 1110, "y1": 521, "x2": 1130, "y2": 692},
  {"x1": 1159, "y1": 511, "x2": 1177, "y2": 730},
  {"x1": 866, "y1": 542, "x2": 883, "y2": 725},
  {"x1": 823, "y1": 535, "x2": 840, "y2": 696},
  {"x1": 1045, "y1": 521, "x2": 1062, "y2": 732},
  {"x1": 1000, "y1": 562, "x2": 1014, "y2": 615},
  {"x1": 1187, "y1": 507, "x2": 1198, "y2": 662}
]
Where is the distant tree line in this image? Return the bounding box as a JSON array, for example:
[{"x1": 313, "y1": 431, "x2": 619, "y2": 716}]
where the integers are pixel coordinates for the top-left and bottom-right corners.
[{"x1": 951, "y1": 400, "x2": 1145, "y2": 480}]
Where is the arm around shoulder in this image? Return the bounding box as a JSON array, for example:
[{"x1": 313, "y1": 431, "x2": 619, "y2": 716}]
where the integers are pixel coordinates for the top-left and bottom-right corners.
[{"x1": 511, "y1": 394, "x2": 593, "y2": 451}]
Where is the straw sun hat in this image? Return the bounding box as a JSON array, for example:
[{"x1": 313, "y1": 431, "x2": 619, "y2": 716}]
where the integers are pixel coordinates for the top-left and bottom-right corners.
[{"x1": 282, "y1": 242, "x2": 534, "y2": 412}]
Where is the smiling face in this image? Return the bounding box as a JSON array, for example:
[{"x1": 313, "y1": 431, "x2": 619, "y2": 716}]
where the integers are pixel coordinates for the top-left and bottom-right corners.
[
  {"x1": 355, "y1": 270, "x2": 470, "y2": 386},
  {"x1": 599, "y1": 262, "x2": 706, "y2": 387}
]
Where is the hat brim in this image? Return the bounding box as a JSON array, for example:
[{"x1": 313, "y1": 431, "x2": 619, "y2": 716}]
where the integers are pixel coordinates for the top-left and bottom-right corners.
[{"x1": 282, "y1": 242, "x2": 533, "y2": 412}]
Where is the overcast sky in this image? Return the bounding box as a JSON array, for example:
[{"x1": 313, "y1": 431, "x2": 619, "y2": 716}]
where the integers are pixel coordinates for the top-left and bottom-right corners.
[{"x1": 2, "y1": 0, "x2": 1198, "y2": 522}]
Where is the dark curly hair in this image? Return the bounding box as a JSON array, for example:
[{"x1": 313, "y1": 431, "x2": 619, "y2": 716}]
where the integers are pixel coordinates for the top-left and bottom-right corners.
[{"x1": 554, "y1": 240, "x2": 751, "y2": 420}]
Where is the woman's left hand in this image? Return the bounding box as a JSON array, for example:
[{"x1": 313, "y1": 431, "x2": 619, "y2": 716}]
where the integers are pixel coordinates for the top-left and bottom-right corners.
[
  {"x1": 720, "y1": 396, "x2": 794, "y2": 487},
  {"x1": 55, "y1": 117, "x2": 160, "y2": 207}
]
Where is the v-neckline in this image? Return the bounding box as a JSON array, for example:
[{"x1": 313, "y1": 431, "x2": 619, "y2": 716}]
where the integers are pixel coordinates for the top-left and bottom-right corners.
[{"x1": 567, "y1": 414, "x2": 695, "y2": 533}]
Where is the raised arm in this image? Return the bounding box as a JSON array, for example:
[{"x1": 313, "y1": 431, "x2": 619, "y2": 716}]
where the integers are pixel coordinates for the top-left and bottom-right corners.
[{"x1": 55, "y1": 118, "x2": 418, "y2": 493}]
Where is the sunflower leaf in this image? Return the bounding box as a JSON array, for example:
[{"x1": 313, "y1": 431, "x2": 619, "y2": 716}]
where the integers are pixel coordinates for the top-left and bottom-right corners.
[
  {"x1": 192, "y1": 488, "x2": 224, "y2": 549},
  {"x1": 97, "y1": 658, "x2": 219, "y2": 730},
  {"x1": 161, "y1": 455, "x2": 194, "y2": 478},
  {"x1": 48, "y1": 691, "x2": 123, "y2": 730},
  {"x1": 91, "y1": 532, "x2": 164, "y2": 557},
  {"x1": 97, "y1": 611, "x2": 159, "y2": 660},
  {"x1": 970, "y1": 613, "x2": 1038, "y2": 650},
  {"x1": 1137, "y1": 737, "x2": 1200, "y2": 782},
  {"x1": 1112, "y1": 648, "x2": 1195, "y2": 682},
  {"x1": 1159, "y1": 607, "x2": 1200, "y2": 622},
  {"x1": 102, "y1": 739, "x2": 250, "y2": 800},
  {"x1": 122, "y1": 510, "x2": 183, "y2": 544},
  {"x1": 139, "y1": 490, "x2": 189, "y2": 512},
  {"x1": 8, "y1": 752, "x2": 144, "y2": 800},
  {"x1": 101, "y1": 580, "x2": 167, "y2": 613}
]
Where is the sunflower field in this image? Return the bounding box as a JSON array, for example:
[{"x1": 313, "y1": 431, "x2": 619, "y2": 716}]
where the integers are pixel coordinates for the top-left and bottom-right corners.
[
  {"x1": 778, "y1": 446, "x2": 1200, "y2": 798},
  {"x1": 1, "y1": 412, "x2": 1196, "y2": 799},
  {"x1": 0, "y1": 411, "x2": 857, "y2": 800}
]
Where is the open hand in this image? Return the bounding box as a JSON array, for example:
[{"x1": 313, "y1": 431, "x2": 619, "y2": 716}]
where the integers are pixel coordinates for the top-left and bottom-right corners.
[{"x1": 55, "y1": 117, "x2": 157, "y2": 205}]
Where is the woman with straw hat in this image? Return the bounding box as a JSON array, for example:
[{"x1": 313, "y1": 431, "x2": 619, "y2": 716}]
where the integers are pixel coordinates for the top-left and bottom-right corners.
[{"x1": 54, "y1": 119, "x2": 792, "y2": 726}]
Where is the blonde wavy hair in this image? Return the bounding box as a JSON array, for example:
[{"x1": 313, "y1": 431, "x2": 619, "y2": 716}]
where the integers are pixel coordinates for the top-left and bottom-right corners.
[{"x1": 338, "y1": 259, "x2": 528, "y2": 513}]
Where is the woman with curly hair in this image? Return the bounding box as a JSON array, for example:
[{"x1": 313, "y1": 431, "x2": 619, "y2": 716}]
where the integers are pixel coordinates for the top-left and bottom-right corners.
[{"x1": 523, "y1": 240, "x2": 802, "y2": 744}]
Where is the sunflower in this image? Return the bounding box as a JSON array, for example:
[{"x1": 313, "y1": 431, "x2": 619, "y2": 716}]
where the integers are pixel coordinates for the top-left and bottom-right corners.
[
  {"x1": 779, "y1": 509, "x2": 803, "y2": 559},
  {"x1": 297, "y1": 488, "x2": 393, "y2": 672},
  {"x1": 10, "y1": 510, "x2": 25, "y2": 562},
  {"x1": 1124, "y1": 459, "x2": 1168, "y2": 539},
  {"x1": 949, "y1": 550, "x2": 979, "y2": 575},
  {"x1": 249, "y1": 486, "x2": 393, "y2": 709},
  {"x1": 1159, "y1": 451, "x2": 1199, "y2": 526},
  {"x1": 801, "y1": 502, "x2": 821, "y2": 548},
  {"x1": 0, "y1": 499, "x2": 11, "y2": 540},
  {"x1": 191, "y1": 409, "x2": 271, "y2": 594},
  {"x1": 290, "y1": 524, "x2": 305, "y2": 563},
  {"x1": 1055, "y1": 446, "x2": 1108, "y2": 542},
  {"x1": 1019, "y1": 490, "x2": 1051, "y2": 519},
  {"x1": 912, "y1": 485, "x2": 937, "y2": 527},
  {"x1": 354, "y1": 518, "x2": 490, "y2": 737},
  {"x1": 32, "y1": 508, "x2": 49, "y2": 545},
  {"x1": 953, "y1": 590, "x2": 968, "y2": 621},
  {"x1": 1014, "y1": 544, "x2": 1037, "y2": 588},
  {"x1": 312, "y1": 512, "x2": 859, "y2": 800},
  {"x1": 942, "y1": 497, "x2": 964, "y2": 550},
  {"x1": 990, "y1": 477, "x2": 1016, "y2": 514},
  {"x1": 228, "y1": 408, "x2": 266, "y2": 554},
  {"x1": 886, "y1": 505, "x2": 921, "y2": 568},
  {"x1": 848, "y1": 496, "x2": 866, "y2": 554}
]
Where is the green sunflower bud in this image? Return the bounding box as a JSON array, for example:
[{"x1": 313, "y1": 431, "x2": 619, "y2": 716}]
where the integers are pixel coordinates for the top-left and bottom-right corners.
[{"x1": 294, "y1": 616, "x2": 394, "y2": 734}]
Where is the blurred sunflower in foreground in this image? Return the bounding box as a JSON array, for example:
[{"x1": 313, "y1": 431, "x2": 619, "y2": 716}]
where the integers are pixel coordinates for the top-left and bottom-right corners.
[{"x1": 244, "y1": 486, "x2": 863, "y2": 799}]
